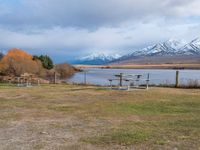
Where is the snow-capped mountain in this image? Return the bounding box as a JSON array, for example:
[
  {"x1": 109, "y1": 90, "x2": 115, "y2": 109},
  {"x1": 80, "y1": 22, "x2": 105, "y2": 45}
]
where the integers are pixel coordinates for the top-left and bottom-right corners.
[
  {"x1": 179, "y1": 38, "x2": 200, "y2": 55},
  {"x1": 73, "y1": 52, "x2": 121, "y2": 65},
  {"x1": 72, "y1": 38, "x2": 200, "y2": 65},
  {"x1": 127, "y1": 39, "x2": 186, "y2": 57},
  {"x1": 115, "y1": 38, "x2": 200, "y2": 62}
]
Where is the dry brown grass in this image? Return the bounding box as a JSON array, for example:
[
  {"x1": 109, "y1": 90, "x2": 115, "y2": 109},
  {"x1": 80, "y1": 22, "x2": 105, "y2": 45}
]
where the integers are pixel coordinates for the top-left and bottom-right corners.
[
  {"x1": 110, "y1": 63, "x2": 200, "y2": 69},
  {"x1": 0, "y1": 84, "x2": 199, "y2": 150},
  {"x1": 74, "y1": 63, "x2": 200, "y2": 70}
]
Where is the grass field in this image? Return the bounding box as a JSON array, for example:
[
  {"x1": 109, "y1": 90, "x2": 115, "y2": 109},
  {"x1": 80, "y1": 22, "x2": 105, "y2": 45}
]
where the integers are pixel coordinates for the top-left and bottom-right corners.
[{"x1": 0, "y1": 84, "x2": 199, "y2": 150}]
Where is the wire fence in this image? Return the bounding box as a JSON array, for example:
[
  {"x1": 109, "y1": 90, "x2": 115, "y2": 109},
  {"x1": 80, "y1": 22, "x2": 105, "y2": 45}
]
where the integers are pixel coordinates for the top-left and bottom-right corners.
[{"x1": 68, "y1": 69, "x2": 200, "y2": 87}]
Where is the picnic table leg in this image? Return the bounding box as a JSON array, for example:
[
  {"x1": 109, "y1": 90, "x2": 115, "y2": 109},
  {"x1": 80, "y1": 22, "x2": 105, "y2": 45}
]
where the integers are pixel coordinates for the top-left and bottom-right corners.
[
  {"x1": 146, "y1": 73, "x2": 150, "y2": 90},
  {"x1": 127, "y1": 84, "x2": 130, "y2": 91},
  {"x1": 110, "y1": 81, "x2": 112, "y2": 89}
]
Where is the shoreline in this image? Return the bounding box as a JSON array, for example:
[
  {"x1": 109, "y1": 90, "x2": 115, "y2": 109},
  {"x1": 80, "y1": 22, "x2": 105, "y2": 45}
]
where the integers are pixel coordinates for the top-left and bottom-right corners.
[{"x1": 74, "y1": 63, "x2": 200, "y2": 70}]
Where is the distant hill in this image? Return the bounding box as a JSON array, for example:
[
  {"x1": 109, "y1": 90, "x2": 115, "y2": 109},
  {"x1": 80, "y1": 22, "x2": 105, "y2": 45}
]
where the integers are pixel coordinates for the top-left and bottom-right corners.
[{"x1": 73, "y1": 53, "x2": 121, "y2": 65}]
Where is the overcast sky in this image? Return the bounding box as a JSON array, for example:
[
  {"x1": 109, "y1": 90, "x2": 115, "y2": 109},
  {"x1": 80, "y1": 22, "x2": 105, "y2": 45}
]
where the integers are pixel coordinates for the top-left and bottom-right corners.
[{"x1": 0, "y1": 0, "x2": 200, "y2": 63}]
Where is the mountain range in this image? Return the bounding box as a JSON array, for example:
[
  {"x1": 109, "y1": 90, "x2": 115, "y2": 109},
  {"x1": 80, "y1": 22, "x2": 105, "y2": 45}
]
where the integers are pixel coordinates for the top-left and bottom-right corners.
[
  {"x1": 73, "y1": 53, "x2": 121, "y2": 65},
  {"x1": 73, "y1": 38, "x2": 200, "y2": 65}
]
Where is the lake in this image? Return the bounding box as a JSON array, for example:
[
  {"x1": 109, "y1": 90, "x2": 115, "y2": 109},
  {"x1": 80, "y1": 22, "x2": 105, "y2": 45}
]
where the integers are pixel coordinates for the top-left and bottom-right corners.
[{"x1": 67, "y1": 68, "x2": 200, "y2": 86}]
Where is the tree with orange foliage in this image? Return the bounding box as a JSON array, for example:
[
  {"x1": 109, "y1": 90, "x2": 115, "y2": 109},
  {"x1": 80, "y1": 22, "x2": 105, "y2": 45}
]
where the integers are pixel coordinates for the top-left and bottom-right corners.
[{"x1": 0, "y1": 48, "x2": 45, "y2": 77}]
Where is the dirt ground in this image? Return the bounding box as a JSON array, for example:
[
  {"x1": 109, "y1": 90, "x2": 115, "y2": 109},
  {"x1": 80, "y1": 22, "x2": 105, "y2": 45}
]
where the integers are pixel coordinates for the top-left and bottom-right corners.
[{"x1": 0, "y1": 84, "x2": 199, "y2": 150}]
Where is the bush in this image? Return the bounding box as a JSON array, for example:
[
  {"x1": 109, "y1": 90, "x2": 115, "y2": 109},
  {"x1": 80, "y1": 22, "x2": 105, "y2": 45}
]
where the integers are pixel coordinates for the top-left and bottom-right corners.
[
  {"x1": 55, "y1": 63, "x2": 76, "y2": 79},
  {"x1": 180, "y1": 79, "x2": 200, "y2": 88},
  {"x1": 33, "y1": 55, "x2": 54, "y2": 70}
]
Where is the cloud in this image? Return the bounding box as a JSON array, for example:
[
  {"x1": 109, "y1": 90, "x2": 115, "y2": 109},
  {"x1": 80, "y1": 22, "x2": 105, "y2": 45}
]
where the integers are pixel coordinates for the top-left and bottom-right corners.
[
  {"x1": 1, "y1": 0, "x2": 200, "y2": 29},
  {"x1": 0, "y1": 0, "x2": 200, "y2": 63}
]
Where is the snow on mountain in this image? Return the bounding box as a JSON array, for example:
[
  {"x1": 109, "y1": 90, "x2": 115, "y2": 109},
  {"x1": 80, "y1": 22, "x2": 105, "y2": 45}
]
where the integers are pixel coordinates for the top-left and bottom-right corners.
[
  {"x1": 116, "y1": 38, "x2": 199, "y2": 62},
  {"x1": 80, "y1": 53, "x2": 120, "y2": 61},
  {"x1": 134, "y1": 39, "x2": 186, "y2": 56},
  {"x1": 74, "y1": 52, "x2": 121, "y2": 65},
  {"x1": 164, "y1": 39, "x2": 186, "y2": 51},
  {"x1": 180, "y1": 38, "x2": 200, "y2": 55}
]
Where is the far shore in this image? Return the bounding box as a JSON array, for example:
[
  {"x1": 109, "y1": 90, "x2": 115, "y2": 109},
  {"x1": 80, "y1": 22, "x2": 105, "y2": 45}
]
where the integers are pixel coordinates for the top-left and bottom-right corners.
[{"x1": 74, "y1": 63, "x2": 200, "y2": 70}]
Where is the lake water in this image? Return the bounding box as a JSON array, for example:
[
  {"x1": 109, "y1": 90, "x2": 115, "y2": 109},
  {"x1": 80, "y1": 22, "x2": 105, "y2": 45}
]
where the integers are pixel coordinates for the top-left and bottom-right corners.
[{"x1": 67, "y1": 68, "x2": 200, "y2": 86}]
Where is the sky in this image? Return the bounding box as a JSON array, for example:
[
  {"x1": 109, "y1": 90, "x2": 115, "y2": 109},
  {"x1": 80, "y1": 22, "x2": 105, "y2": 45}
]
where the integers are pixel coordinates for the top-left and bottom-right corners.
[{"x1": 0, "y1": 0, "x2": 200, "y2": 63}]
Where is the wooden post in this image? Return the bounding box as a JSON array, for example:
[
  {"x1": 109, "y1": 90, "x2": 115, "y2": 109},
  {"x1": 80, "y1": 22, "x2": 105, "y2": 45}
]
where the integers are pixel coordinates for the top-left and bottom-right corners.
[
  {"x1": 84, "y1": 71, "x2": 87, "y2": 85},
  {"x1": 119, "y1": 73, "x2": 123, "y2": 87},
  {"x1": 54, "y1": 72, "x2": 56, "y2": 84},
  {"x1": 26, "y1": 79, "x2": 28, "y2": 87},
  {"x1": 17, "y1": 77, "x2": 20, "y2": 87},
  {"x1": 175, "y1": 71, "x2": 179, "y2": 88},
  {"x1": 29, "y1": 78, "x2": 31, "y2": 86}
]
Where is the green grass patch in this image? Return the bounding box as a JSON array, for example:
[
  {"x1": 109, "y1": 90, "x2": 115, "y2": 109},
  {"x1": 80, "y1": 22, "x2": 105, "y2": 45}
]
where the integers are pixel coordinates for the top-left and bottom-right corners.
[
  {"x1": 0, "y1": 99, "x2": 27, "y2": 108},
  {"x1": 82, "y1": 129, "x2": 150, "y2": 145},
  {"x1": 166, "y1": 118, "x2": 200, "y2": 128},
  {"x1": 105, "y1": 100, "x2": 199, "y2": 116}
]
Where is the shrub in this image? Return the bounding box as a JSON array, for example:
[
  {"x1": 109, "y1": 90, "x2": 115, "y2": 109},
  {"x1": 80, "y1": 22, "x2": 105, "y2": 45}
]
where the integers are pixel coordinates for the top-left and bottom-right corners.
[
  {"x1": 55, "y1": 63, "x2": 76, "y2": 79},
  {"x1": 180, "y1": 79, "x2": 200, "y2": 88},
  {"x1": 33, "y1": 55, "x2": 54, "y2": 70}
]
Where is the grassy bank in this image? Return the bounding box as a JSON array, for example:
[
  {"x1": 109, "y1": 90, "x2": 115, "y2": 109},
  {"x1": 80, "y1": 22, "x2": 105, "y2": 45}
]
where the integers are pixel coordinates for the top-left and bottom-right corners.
[{"x1": 0, "y1": 84, "x2": 199, "y2": 149}]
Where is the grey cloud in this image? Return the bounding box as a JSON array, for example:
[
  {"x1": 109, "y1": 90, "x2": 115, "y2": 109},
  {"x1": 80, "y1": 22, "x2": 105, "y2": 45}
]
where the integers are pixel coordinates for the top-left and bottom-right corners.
[{"x1": 1, "y1": 0, "x2": 199, "y2": 29}]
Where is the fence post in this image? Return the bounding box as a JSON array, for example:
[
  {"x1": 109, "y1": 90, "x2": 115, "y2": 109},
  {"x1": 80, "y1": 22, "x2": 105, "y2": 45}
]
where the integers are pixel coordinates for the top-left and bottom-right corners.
[
  {"x1": 26, "y1": 80, "x2": 28, "y2": 87},
  {"x1": 175, "y1": 71, "x2": 179, "y2": 88},
  {"x1": 84, "y1": 71, "x2": 87, "y2": 85},
  {"x1": 38, "y1": 79, "x2": 40, "y2": 86},
  {"x1": 119, "y1": 73, "x2": 123, "y2": 87},
  {"x1": 17, "y1": 77, "x2": 20, "y2": 87},
  {"x1": 54, "y1": 72, "x2": 57, "y2": 84}
]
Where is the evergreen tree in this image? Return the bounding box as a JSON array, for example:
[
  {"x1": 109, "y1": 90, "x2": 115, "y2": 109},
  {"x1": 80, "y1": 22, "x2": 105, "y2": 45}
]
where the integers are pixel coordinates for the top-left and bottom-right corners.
[{"x1": 33, "y1": 55, "x2": 54, "y2": 70}]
